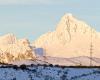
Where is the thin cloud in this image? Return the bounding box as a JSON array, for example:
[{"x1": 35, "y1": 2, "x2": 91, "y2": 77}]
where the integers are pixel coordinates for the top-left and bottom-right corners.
[{"x1": 0, "y1": 0, "x2": 65, "y2": 5}]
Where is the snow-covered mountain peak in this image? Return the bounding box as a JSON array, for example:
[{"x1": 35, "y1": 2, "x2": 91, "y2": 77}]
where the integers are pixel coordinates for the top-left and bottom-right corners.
[
  {"x1": 33, "y1": 13, "x2": 100, "y2": 58},
  {"x1": 0, "y1": 34, "x2": 36, "y2": 63},
  {"x1": 56, "y1": 13, "x2": 92, "y2": 33},
  {"x1": 63, "y1": 13, "x2": 73, "y2": 18},
  {"x1": 0, "y1": 33, "x2": 17, "y2": 45}
]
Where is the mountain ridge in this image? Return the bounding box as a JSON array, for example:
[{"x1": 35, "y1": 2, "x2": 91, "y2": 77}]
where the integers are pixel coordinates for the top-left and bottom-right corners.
[
  {"x1": 0, "y1": 33, "x2": 36, "y2": 63},
  {"x1": 33, "y1": 13, "x2": 100, "y2": 58},
  {"x1": 0, "y1": 13, "x2": 100, "y2": 65}
]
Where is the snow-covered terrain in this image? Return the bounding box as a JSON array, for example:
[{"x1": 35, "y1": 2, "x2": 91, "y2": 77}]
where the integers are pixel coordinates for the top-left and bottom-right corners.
[
  {"x1": 8, "y1": 56, "x2": 100, "y2": 66},
  {"x1": 0, "y1": 33, "x2": 36, "y2": 63},
  {"x1": 0, "y1": 13, "x2": 100, "y2": 66},
  {"x1": 33, "y1": 13, "x2": 100, "y2": 58},
  {"x1": 0, "y1": 65, "x2": 100, "y2": 80},
  {"x1": 0, "y1": 13, "x2": 100, "y2": 80}
]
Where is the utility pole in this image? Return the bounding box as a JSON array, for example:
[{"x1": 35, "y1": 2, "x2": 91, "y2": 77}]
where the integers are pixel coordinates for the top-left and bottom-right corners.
[
  {"x1": 43, "y1": 42, "x2": 47, "y2": 60},
  {"x1": 90, "y1": 28, "x2": 93, "y2": 66},
  {"x1": 90, "y1": 42, "x2": 93, "y2": 66}
]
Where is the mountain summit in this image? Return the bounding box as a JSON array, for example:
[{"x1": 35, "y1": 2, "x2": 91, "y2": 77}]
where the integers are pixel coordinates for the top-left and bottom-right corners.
[
  {"x1": 0, "y1": 34, "x2": 36, "y2": 63},
  {"x1": 0, "y1": 33, "x2": 16, "y2": 45},
  {"x1": 33, "y1": 13, "x2": 100, "y2": 58}
]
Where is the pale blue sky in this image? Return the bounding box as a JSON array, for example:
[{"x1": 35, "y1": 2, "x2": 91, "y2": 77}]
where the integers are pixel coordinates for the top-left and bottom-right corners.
[{"x1": 0, "y1": 0, "x2": 100, "y2": 41}]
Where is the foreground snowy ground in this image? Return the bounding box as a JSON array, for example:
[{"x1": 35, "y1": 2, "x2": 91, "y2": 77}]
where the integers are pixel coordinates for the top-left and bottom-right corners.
[{"x1": 0, "y1": 64, "x2": 100, "y2": 80}]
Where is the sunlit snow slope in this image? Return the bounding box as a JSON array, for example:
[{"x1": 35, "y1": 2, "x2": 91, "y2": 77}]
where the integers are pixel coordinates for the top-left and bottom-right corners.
[{"x1": 33, "y1": 13, "x2": 100, "y2": 58}]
